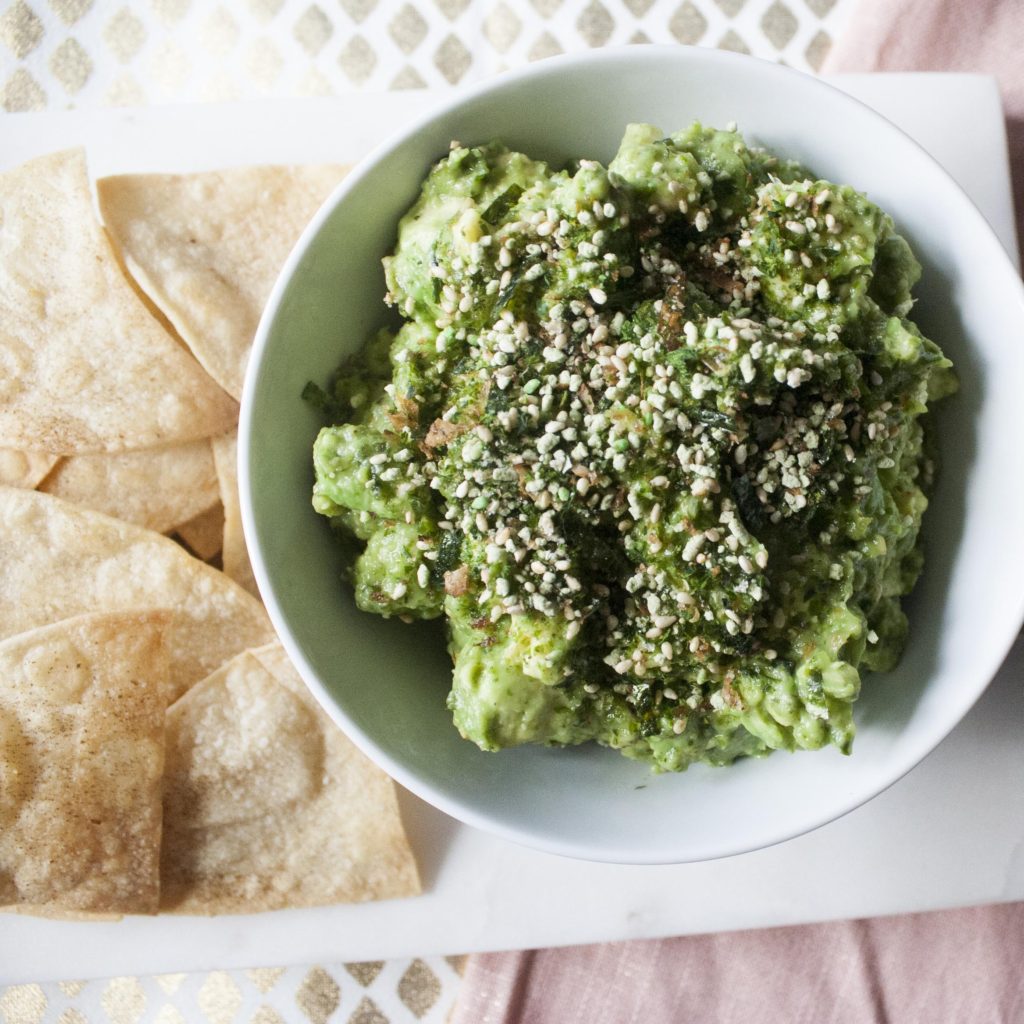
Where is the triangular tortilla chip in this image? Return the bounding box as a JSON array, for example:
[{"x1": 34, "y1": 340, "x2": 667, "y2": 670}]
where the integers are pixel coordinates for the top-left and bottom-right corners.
[
  {"x1": 40, "y1": 438, "x2": 220, "y2": 535},
  {"x1": 98, "y1": 164, "x2": 349, "y2": 400},
  {"x1": 175, "y1": 501, "x2": 224, "y2": 561},
  {"x1": 0, "y1": 149, "x2": 238, "y2": 454},
  {"x1": 0, "y1": 611, "x2": 170, "y2": 915},
  {"x1": 160, "y1": 642, "x2": 420, "y2": 914},
  {"x1": 0, "y1": 448, "x2": 57, "y2": 489},
  {"x1": 211, "y1": 432, "x2": 258, "y2": 598},
  {"x1": 0, "y1": 487, "x2": 275, "y2": 701}
]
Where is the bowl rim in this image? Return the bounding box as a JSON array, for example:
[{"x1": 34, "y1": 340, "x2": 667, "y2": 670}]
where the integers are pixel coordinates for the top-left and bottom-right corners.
[{"x1": 240, "y1": 44, "x2": 1024, "y2": 864}]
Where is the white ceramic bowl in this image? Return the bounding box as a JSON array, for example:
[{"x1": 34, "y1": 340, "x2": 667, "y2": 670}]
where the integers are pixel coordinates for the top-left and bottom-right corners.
[{"x1": 240, "y1": 46, "x2": 1024, "y2": 864}]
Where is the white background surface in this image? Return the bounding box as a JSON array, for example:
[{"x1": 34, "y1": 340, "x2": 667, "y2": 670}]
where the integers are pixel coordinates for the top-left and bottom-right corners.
[{"x1": 1, "y1": 73, "x2": 1021, "y2": 984}]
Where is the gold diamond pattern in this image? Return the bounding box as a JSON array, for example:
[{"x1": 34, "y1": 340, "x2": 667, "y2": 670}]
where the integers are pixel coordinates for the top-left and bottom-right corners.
[
  {"x1": 243, "y1": 36, "x2": 283, "y2": 89},
  {"x1": 0, "y1": 0, "x2": 847, "y2": 114},
  {"x1": 434, "y1": 32, "x2": 470, "y2": 82},
  {"x1": 577, "y1": 0, "x2": 614, "y2": 46},
  {"x1": 389, "y1": 64, "x2": 426, "y2": 88},
  {"x1": 296, "y1": 968, "x2": 341, "y2": 1024},
  {"x1": 718, "y1": 27, "x2": 750, "y2": 52},
  {"x1": 339, "y1": 0, "x2": 376, "y2": 24},
  {"x1": 338, "y1": 33, "x2": 376, "y2": 83},
  {"x1": 344, "y1": 963, "x2": 385, "y2": 988},
  {"x1": 49, "y1": 0, "x2": 92, "y2": 26},
  {"x1": 347, "y1": 998, "x2": 388, "y2": 1024},
  {"x1": 445, "y1": 955, "x2": 468, "y2": 976},
  {"x1": 196, "y1": 973, "x2": 242, "y2": 1024},
  {"x1": 103, "y1": 8, "x2": 146, "y2": 62},
  {"x1": 100, "y1": 978, "x2": 146, "y2": 1024},
  {"x1": 199, "y1": 8, "x2": 240, "y2": 57},
  {"x1": 389, "y1": 4, "x2": 428, "y2": 54},
  {"x1": 528, "y1": 29, "x2": 561, "y2": 61},
  {"x1": 483, "y1": 2, "x2": 520, "y2": 53},
  {"x1": 670, "y1": 1, "x2": 707, "y2": 43},
  {"x1": 805, "y1": 27, "x2": 831, "y2": 68},
  {"x1": 294, "y1": 4, "x2": 333, "y2": 55},
  {"x1": 397, "y1": 961, "x2": 440, "y2": 1019},
  {"x1": 57, "y1": 1010, "x2": 89, "y2": 1024},
  {"x1": 250, "y1": 1008, "x2": 284, "y2": 1024},
  {"x1": 0, "y1": 1, "x2": 43, "y2": 59},
  {"x1": 150, "y1": 0, "x2": 191, "y2": 26},
  {"x1": 49, "y1": 36, "x2": 93, "y2": 93},
  {"x1": 154, "y1": 975, "x2": 187, "y2": 996},
  {"x1": 104, "y1": 70, "x2": 144, "y2": 105},
  {"x1": 761, "y1": 0, "x2": 797, "y2": 48},
  {"x1": 245, "y1": 0, "x2": 282, "y2": 22},
  {"x1": 434, "y1": 0, "x2": 470, "y2": 19},
  {"x1": 246, "y1": 968, "x2": 286, "y2": 995},
  {"x1": 151, "y1": 1007, "x2": 186, "y2": 1024},
  {"x1": 0, "y1": 985, "x2": 47, "y2": 1024},
  {"x1": 57, "y1": 983, "x2": 88, "y2": 999},
  {"x1": 150, "y1": 38, "x2": 190, "y2": 93},
  {"x1": 1, "y1": 67, "x2": 45, "y2": 110}
]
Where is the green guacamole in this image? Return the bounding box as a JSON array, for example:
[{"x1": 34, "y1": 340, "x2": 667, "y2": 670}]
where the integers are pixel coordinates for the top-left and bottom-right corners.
[{"x1": 310, "y1": 122, "x2": 956, "y2": 772}]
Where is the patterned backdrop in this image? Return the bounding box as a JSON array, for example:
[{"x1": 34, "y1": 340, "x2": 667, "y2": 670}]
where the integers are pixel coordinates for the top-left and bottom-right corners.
[
  {"x1": 0, "y1": 0, "x2": 855, "y2": 111},
  {"x1": 1, "y1": 0, "x2": 857, "y2": 1021}
]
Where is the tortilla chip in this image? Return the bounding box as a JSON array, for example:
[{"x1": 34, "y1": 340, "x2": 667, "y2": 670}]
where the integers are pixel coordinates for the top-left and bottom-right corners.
[
  {"x1": 98, "y1": 164, "x2": 349, "y2": 400},
  {"x1": 0, "y1": 448, "x2": 58, "y2": 489},
  {"x1": 0, "y1": 611, "x2": 170, "y2": 915},
  {"x1": 211, "y1": 432, "x2": 258, "y2": 598},
  {"x1": 0, "y1": 149, "x2": 238, "y2": 454},
  {"x1": 160, "y1": 642, "x2": 420, "y2": 914},
  {"x1": 0, "y1": 487, "x2": 275, "y2": 701},
  {"x1": 176, "y1": 501, "x2": 224, "y2": 561},
  {"x1": 40, "y1": 439, "x2": 220, "y2": 535}
]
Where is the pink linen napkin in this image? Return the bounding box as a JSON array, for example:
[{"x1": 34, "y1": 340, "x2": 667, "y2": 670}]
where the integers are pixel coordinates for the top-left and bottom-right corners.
[
  {"x1": 823, "y1": 0, "x2": 1023, "y2": 261},
  {"x1": 452, "y1": 5, "x2": 1024, "y2": 1022},
  {"x1": 453, "y1": 903, "x2": 1024, "y2": 1024}
]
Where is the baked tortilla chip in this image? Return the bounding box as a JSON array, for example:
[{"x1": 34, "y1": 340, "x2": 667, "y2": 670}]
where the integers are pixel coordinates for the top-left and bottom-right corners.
[
  {"x1": 0, "y1": 448, "x2": 57, "y2": 489},
  {"x1": 0, "y1": 611, "x2": 169, "y2": 915},
  {"x1": 211, "y1": 433, "x2": 258, "y2": 597},
  {"x1": 40, "y1": 439, "x2": 220, "y2": 535},
  {"x1": 176, "y1": 501, "x2": 224, "y2": 561},
  {"x1": 98, "y1": 164, "x2": 349, "y2": 400},
  {"x1": 161, "y1": 643, "x2": 420, "y2": 914},
  {"x1": 0, "y1": 149, "x2": 238, "y2": 454},
  {"x1": 0, "y1": 487, "x2": 274, "y2": 701}
]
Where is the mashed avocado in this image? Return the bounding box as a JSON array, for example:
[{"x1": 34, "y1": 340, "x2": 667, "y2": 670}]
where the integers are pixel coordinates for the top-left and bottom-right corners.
[{"x1": 310, "y1": 123, "x2": 956, "y2": 772}]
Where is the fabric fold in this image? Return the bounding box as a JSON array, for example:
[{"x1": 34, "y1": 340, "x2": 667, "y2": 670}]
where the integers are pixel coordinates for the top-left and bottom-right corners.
[{"x1": 452, "y1": 903, "x2": 1024, "y2": 1024}]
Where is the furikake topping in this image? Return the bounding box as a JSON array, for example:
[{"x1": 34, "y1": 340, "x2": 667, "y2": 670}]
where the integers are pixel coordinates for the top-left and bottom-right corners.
[{"x1": 311, "y1": 123, "x2": 956, "y2": 771}]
